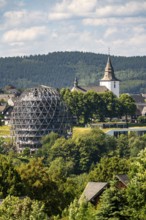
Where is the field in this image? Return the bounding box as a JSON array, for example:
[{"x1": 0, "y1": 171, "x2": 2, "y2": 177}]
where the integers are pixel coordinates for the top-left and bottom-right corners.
[
  {"x1": 72, "y1": 127, "x2": 92, "y2": 139},
  {"x1": 0, "y1": 125, "x2": 11, "y2": 136}
]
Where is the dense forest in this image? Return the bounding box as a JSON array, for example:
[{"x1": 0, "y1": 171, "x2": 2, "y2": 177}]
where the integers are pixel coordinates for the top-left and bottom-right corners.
[
  {"x1": 0, "y1": 89, "x2": 145, "y2": 219},
  {"x1": 0, "y1": 52, "x2": 146, "y2": 93},
  {"x1": 0, "y1": 129, "x2": 146, "y2": 219}
]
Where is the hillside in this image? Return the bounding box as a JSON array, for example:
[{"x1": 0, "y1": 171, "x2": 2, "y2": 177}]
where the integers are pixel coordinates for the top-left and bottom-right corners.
[{"x1": 0, "y1": 51, "x2": 146, "y2": 93}]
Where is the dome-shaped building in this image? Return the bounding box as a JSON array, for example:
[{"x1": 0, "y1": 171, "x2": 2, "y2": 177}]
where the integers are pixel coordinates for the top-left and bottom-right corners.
[{"x1": 11, "y1": 85, "x2": 72, "y2": 152}]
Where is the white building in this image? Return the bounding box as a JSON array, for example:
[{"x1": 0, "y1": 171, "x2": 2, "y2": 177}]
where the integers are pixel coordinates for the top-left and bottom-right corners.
[{"x1": 100, "y1": 56, "x2": 120, "y2": 97}]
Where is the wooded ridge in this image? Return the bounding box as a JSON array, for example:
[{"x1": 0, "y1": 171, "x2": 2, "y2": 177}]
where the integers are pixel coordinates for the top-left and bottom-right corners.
[{"x1": 0, "y1": 51, "x2": 146, "y2": 93}]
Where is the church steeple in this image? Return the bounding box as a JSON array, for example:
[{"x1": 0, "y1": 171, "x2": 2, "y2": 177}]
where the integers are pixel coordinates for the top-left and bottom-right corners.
[
  {"x1": 101, "y1": 56, "x2": 119, "y2": 81},
  {"x1": 100, "y1": 55, "x2": 120, "y2": 97},
  {"x1": 74, "y1": 77, "x2": 78, "y2": 87}
]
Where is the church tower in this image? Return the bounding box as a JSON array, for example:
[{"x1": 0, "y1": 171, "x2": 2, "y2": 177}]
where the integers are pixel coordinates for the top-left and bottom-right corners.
[{"x1": 100, "y1": 56, "x2": 120, "y2": 97}]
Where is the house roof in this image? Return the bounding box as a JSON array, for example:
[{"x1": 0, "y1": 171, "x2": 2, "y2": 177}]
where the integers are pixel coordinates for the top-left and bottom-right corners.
[
  {"x1": 80, "y1": 182, "x2": 108, "y2": 202},
  {"x1": 116, "y1": 174, "x2": 129, "y2": 186},
  {"x1": 130, "y1": 94, "x2": 145, "y2": 103},
  {"x1": 100, "y1": 56, "x2": 119, "y2": 81}
]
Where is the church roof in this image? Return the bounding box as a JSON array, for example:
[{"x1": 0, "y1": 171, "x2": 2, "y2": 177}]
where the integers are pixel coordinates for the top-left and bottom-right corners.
[
  {"x1": 71, "y1": 86, "x2": 87, "y2": 92},
  {"x1": 71, "y1": 78, "x2": 109, "y2": 93},
  {"x1": 71, "y1": 77, "x2": 87, "y2": 92},
  {"x1": 101, "y1": 56, "x2": 119, "y2": 81},
  {"x1": 84, "y1": 86, "x2": 109, "y2": 93},
  {"x1": 71, "y1": 85, "x2": 108, "y2": 93}
]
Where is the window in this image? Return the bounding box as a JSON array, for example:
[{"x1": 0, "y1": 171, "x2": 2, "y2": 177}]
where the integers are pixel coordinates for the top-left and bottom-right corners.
[{"x1": 114, "y1": 81, "x2": 116, "y2": 88}]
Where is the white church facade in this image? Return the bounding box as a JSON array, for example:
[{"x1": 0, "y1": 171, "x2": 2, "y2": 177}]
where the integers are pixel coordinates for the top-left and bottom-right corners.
[{"x1": 71, "y1": 55, "x2": 120, "y2": 97}]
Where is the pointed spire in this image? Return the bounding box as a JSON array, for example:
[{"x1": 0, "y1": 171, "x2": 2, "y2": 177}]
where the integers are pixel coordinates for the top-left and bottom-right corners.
[
  {"x1": 74, "y1": 77, "x2": 78, "y2": 87},
  {"x1": 101, "y1": 55, "x2": 119, "y2": 81}
]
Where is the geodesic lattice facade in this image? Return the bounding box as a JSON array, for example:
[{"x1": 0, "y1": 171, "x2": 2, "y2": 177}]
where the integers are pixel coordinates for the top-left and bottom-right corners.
[{"x1": 11, "y1": 85, "x2": 72, "y2": 151}]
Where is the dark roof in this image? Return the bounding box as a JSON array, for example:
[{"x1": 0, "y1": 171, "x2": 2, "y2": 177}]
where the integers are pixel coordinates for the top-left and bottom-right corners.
[
  {"x1": 71, "y1": 85, "x2": 87, "y2": 92},
  {"x1": 80, "y1": 182, "x2": 108, "y2": 202},
  {"x1": 71, "y1": 85, "x2": 108, "y2": 93},
  {"x1": 101, "y1": 56, "x2": 119, "y2": 81},
  {"x1": 84, "y1": 86, "x2": 109, "y2": 93},
  {"x1": 130, "y1": 94, "x2": 145, "y2": 103},
  {"x1": 116, "y1": 174, "x2": 129, "y2": 186}
]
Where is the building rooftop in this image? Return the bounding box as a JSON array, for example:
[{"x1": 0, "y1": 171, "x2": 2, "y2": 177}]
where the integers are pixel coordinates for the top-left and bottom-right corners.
[
  {"x1": 116, "y1": 174, "x2": 129, "y2": 186},
  {"x1": 131, "y1": 94, "x2": 145, "y2": 103},
  {"x1": 80, "y1": 182, "x2": 108, "y2": 202}
]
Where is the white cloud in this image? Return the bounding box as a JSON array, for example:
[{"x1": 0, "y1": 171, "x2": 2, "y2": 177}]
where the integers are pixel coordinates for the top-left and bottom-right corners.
[
  {"x1": 2, "y1": 26, "x2": 47, "y2": 43},
  {"x1": 4, "y1": 10, "x2": 47, "y2": 27},
  {"x1": 104, "y1": 28, "x2": 118, "y2": 38},
  {"x1": 83, "y1": 17, "x2": 146, "y2": 27},
  {"x1": 48, "y1": 0, "x2": 146, "y2": 21},
  {"x1": 48, "y1": 12, "x2": 71, "y2": 20},
  {"x1": 95, "y1": 1, "x2": 146, "y2": 18},
  {"x1": 129, "y1": 34, "x2": 146, "y2": 46},
  {"x1": 0, "y1": 0, "x2": 146, "y2": 57},
  {"x1": 0, "y1": 0, "x2": 6, "y2": 8},
  {"x1": 67, "y1": 0, "x2": 97, "y2": 14},
  {"x1": 48, "y1": 0, "x2": 97, "y2": 20}
]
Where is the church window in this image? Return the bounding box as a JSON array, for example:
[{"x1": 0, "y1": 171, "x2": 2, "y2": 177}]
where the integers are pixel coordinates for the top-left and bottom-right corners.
[{"x1": 114, "y1": 81, "x2": 116, "y2": 88}]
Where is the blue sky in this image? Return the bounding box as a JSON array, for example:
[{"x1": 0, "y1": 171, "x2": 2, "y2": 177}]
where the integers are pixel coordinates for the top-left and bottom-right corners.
[{"x1": 0, "y1": 0, "x2": 146, "y2": 57}]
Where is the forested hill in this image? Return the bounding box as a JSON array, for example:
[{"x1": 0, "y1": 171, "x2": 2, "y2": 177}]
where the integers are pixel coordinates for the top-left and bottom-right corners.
[{"x1": 0, "y1": 51, "x2": 146, "y2": 93}]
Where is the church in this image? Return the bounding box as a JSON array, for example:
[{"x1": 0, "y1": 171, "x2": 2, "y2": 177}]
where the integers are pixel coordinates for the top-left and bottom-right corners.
[{"x1": 71, "y1": 55, "x2": 120, "y2": 97}]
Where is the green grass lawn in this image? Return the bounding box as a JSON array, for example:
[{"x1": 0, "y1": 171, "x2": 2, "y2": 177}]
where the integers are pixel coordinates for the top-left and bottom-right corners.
[
  {"x1": 72, "y1": 127, "x2": 92, "y2": 139},
  {"x1": 0, "y1": 125, "x2": 11, "y2": 136}
]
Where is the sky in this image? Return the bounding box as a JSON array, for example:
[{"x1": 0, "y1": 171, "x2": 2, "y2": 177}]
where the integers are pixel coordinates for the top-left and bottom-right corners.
[{"x1": 0, "y1": 0, "x2": 146, "y2": 57}]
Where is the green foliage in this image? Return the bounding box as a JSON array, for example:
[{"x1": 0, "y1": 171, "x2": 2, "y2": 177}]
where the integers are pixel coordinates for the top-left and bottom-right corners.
[
  {"x1": 48, "y1": 157, "x2": 74, "y2": 183},
  {"x1": 119, "y1": 94, "x2": 136, "y2": 121},
  {"x1": 0, "y1": 52, "x2": 146, "y2": 93},
  {"x1": 125, "y1": 149, "x2": 146, "y2": 219},
  {"x1": 63, "y1": 173, "x2": 88, "y2": 200},
  {"x1": 68, "y1": 199, "x2": 96, "y2": 220},
  {"x1": 22, "y1": 147, "x2": 30, "y2": 157},
  {"x1": 100, "y1": 92, "x2": 121, "y2": 120},
  {"x1": 60, "y1": 89, "x2": 87, "y2": 124},
  {"x1": 0, "y1": 196, "x2": 48, "y2": 220},
  {"x1": 116, "y1": 134, "x2": 130, "y2": 158},
  {"x1": 0, "y1": 137, "x2": 15, "y2": 155},
  {"x1": 0, "y1": 114, "x2": 4, "y2": 126},
  {"x1": 137, "y1": 116, "x2": 146, "y2": 123},
  {"x1": 0, "y1": 137, "x2": 5, "y2": 154},
  {"x1": 89, "y1": 157, "x2": 130, "y2": 182},
  {"x1": 35, "y1": 132, "x2": 59, "y2": 158},
  {"x1": 45, "y1": 128, "x2": 116, "y2": 174},
  {"x1": 128, "y1": 134, "x2": 146, "y2": 157},
  {"x1": 96, "y1": 181, "x2": 127, "y2": 220},
  {"x1": 0, "y1": 154, "x2": 23, "y2": 198},
  {"x1": 17, "y1": 157, "x2": 63, "y2": 216},
  {"x1": 61, "y1": 90, "x2": 136, "y2": 124}
]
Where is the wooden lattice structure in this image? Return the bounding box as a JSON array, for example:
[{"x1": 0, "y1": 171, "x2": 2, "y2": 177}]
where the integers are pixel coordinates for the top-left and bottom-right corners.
[{"x1": 11, "y1": 85, "x2": 72, "y2": 151}]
